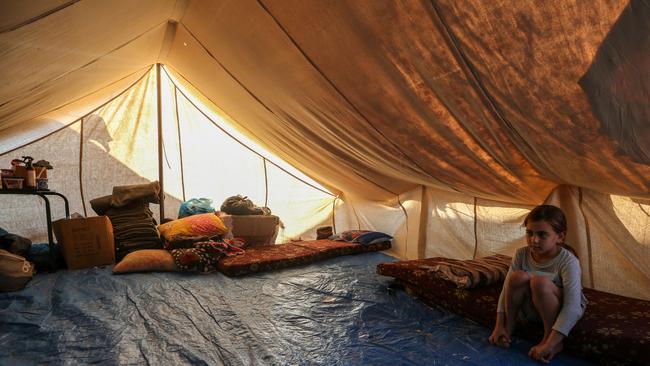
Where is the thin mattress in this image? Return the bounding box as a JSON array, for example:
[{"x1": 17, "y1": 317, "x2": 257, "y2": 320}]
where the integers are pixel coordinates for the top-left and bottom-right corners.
[{"x1": 218, "y1": 239, "x2": 391, "y2": 276}]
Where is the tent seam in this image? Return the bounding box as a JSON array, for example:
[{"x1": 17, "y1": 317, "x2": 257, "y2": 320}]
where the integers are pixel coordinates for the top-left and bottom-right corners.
[
  {"x1": 0, "y1": 0, "x2": 82, "y2": 34},
  {"x1": 156, "y1": 64, "x2": 165, "y2": 219},
  {"x1": 472, "y1": 197, "x2": 478, "y2": 259},
  {"x1": 79, "y1": 117, "x2": 87, "y2": 217},
  {"x1": 426, "y1": 0, "x2": 558, "y2": 180},
  {"x1": 417, "y1": 185, "x2": 429, "y2": 259},
  {"x1": 397, "y1": 195, "x2": 409, "y2": 259},
  {"x1": 263, "y1": 158, "x2": 269, "y2": 207},
  {"x1": 578, "y1": 187, "x2": 596, "y2": 288},
  {"x1": 332, "y1": 195, "x2": 338, "y2": 233},
  {"x1": 173, "y1": 85, "x2": 187, "y2": 202}
]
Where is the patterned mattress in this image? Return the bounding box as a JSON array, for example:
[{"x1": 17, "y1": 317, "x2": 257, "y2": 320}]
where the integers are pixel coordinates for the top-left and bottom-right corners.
[
  {"x1": 377, "y1": 257, "x2": 650, "y2": 366},
  {"x1": 218, "y1": 239, "x2": 391, "y2": 276}
]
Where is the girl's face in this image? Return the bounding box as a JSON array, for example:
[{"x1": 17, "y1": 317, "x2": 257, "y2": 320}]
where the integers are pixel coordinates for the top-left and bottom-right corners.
[{"x1": 525, "y1": 220, "x2": 565, "y2": 260}]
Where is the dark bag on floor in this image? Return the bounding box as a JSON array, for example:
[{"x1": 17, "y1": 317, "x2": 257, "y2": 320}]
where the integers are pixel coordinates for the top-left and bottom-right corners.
[{"x1": 0, "y1": 249, "x2": 34, "y2": 292}]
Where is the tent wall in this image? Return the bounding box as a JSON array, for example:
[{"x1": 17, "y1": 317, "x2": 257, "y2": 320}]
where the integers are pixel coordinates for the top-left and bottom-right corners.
[{"x1": 418, "y1": 185, "x2": 650, "y2": 300}]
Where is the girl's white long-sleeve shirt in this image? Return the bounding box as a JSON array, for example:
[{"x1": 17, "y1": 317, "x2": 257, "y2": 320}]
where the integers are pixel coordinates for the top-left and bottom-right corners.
[{"x1": 497, "y1": 246, "x2": 587, "y2": 336}]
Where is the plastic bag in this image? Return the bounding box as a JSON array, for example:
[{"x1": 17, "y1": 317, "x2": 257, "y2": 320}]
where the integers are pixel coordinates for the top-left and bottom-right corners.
[{"x1": 178, "y1": 198, "x2": 215, "y2": 218}]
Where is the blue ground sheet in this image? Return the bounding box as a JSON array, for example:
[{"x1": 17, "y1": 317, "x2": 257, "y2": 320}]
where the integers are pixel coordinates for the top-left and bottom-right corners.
[{"x1": 0, "y1": 252, "x2": 593, "y2": 365}]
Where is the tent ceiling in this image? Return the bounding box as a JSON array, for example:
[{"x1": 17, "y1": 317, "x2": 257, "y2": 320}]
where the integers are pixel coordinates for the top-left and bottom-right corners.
[
  {"x1": 0, "y1": 0, "x2": 73, "y2": 33},
  {"x1": 0, "y1": 0, "x2": 177, "y2": 129},
  {"x1": 0, "y1": 0, "x2": 648, "y2": 204}
]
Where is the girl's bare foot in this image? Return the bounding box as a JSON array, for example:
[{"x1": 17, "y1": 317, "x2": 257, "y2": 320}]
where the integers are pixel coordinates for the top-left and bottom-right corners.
[{"x1": 529, "y1": 341, "x2": 563, "y2": 363}]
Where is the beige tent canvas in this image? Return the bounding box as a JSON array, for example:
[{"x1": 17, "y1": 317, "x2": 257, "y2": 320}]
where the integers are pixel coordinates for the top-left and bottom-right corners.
[{"x1": 0, "y1": 0, "x2": 648, "y2": 300}]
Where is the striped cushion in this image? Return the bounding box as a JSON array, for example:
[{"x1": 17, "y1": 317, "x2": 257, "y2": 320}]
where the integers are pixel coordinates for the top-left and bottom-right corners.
[{"x1": 417, "y1": 254, "x2": 511, "y2": 288}]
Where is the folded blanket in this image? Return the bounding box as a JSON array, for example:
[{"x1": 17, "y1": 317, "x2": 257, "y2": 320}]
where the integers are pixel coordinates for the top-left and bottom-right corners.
[
  {"x1": 417, "y1": 254, "x2": 511, "y2": 289},
  {"x1": 89, "y1": 195, "x2": 112, "y2": 216},
  {"x1": 91, "y1": 184, "x2": 161, "y2": 216},
  {"x1": 111, "y1": 181, "x2": 161, "y2": 208}
]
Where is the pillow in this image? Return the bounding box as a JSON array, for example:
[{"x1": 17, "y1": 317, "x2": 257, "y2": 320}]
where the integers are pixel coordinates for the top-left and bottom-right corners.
[
  {"x1": 157, "y1": 213, "x2": 228, "y2": 242},
  {"x1": 332, "y1": 230, "x2": 393, "y2": 245},
  {"x1": 112, "y1": 249, "x2": 176, "y2": 274},
  {"x1": 353, "y1": 231, "x2": 393, "y2": 245},
  {"x1": 418, "y1": 254, "x2": 511, "y2": 289}
]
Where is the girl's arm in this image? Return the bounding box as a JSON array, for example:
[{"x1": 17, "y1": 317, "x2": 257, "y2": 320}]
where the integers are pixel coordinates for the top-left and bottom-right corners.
[
  {"x1": 491, "y1": 248, "x2": 525, "y2": 346},
  {"x1": 552, "y1": 254, "x2": 584, "y2": 336},
  {"x1": 496, "y1": 248, "x2": 524, "y2": 313}
]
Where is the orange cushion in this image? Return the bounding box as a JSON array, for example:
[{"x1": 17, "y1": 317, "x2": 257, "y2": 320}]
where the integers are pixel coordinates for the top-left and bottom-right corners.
[
  {"x1": 112, "y1": 249, "x2": 176, "y2": 274},
  {"x1": 157, "y1": 213, "x2": 227, "y2": 242}
]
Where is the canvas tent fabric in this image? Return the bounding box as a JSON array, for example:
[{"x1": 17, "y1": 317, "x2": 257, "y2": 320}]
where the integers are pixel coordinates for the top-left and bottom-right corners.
[{"x1": 0, "y1": 1, "x2": 648, "y2": 299}]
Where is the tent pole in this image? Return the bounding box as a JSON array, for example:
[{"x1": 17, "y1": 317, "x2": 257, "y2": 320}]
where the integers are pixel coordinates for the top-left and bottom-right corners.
[
  {"x1": 156, "y1": 63, "x2": 165, "y2": 219},
  {"x1": 417, "y1": 185, "x2": 428, "y2": 259}
]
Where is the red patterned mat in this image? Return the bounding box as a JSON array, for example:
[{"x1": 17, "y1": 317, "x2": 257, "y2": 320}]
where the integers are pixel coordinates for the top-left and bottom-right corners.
[{"x1": 218, "y1": 239, "x2": 391, "y2": 276}]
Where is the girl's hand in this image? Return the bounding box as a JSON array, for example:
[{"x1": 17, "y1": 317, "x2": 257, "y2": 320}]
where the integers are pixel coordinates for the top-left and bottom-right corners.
[{"x1": 488, "y1": 326, "x2": 511, "y2": 348}]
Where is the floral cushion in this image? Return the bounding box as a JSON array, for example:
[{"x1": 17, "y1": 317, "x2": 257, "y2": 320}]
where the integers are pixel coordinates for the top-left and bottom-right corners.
[
  {"x1": 219, "y1": 239, "x2": 391, "y2": 276},
  {"x1": 377, "y1": 258, "x2": 650, "y2": 366},
  {"x1": 217, "y1": 243, "x2": 325, "y2": 276}
]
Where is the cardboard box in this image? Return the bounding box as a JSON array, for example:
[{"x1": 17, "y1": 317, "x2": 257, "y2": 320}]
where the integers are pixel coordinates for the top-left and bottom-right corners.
[
  {"x1": 53, "y1": 216, "x2": 115, "y2": 270},
  {"x1": 229, "y1": 215, "x2": 279, "y2": 247}
]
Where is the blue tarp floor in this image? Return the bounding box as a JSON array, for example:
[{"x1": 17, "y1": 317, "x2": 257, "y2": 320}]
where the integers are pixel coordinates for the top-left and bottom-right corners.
[{"x1": 0, "y1": 252, "x2": 594, "y2": 365}]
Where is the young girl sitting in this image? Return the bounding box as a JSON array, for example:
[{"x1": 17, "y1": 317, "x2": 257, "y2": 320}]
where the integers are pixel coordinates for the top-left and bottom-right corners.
[{"x1": 489, "y1": 205, "x2": 587, "y2": 363}]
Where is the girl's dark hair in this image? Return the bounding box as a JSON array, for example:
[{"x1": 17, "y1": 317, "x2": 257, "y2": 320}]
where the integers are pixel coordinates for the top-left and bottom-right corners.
[
  {"x1": 523, "y1": 205, "x2": 567, "y2": 235},
  {"x1": 524, "y1": 205, "x2": 578, "y2": 258}
]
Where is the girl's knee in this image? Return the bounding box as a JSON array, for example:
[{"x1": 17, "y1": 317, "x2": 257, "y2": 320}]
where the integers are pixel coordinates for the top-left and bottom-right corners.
[
  {"x1": 529, "y1": 275, "x2": 557, "y2": 294},
  {"x1": 507, "y1": 270, "x2": 530, "y2": 287}
]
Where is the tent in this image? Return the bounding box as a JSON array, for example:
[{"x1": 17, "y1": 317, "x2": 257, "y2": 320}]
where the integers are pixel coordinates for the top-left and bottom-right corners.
[{"x1": 0, "y1": 0, "x2": 648, "y2": 300}]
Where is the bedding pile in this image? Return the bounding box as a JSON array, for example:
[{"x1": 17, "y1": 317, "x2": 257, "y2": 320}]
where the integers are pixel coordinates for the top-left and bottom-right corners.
[{"x1": 90, "y1": 182, "x2": 163, "y2": 260}]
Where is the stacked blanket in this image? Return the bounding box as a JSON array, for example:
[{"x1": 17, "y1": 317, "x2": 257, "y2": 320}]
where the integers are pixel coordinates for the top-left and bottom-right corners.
[
  {"x1": 90, "y1": 182, "x2": 162, "y2": 261},
  {"x1": 105, "y1": 202, "x2": 161, "y2": 261}
]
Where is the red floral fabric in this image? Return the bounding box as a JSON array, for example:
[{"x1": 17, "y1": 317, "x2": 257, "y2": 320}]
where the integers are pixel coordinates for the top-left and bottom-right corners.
[
  {"x1": 218, "y1": 239, "x2": 391, "y2": 276},
  {"x1": 171, "y1": 239, "x2": 244, "y2": 273},
  {"x1": 377, "y1": 258, "x2": 650, "y2": 366}
]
